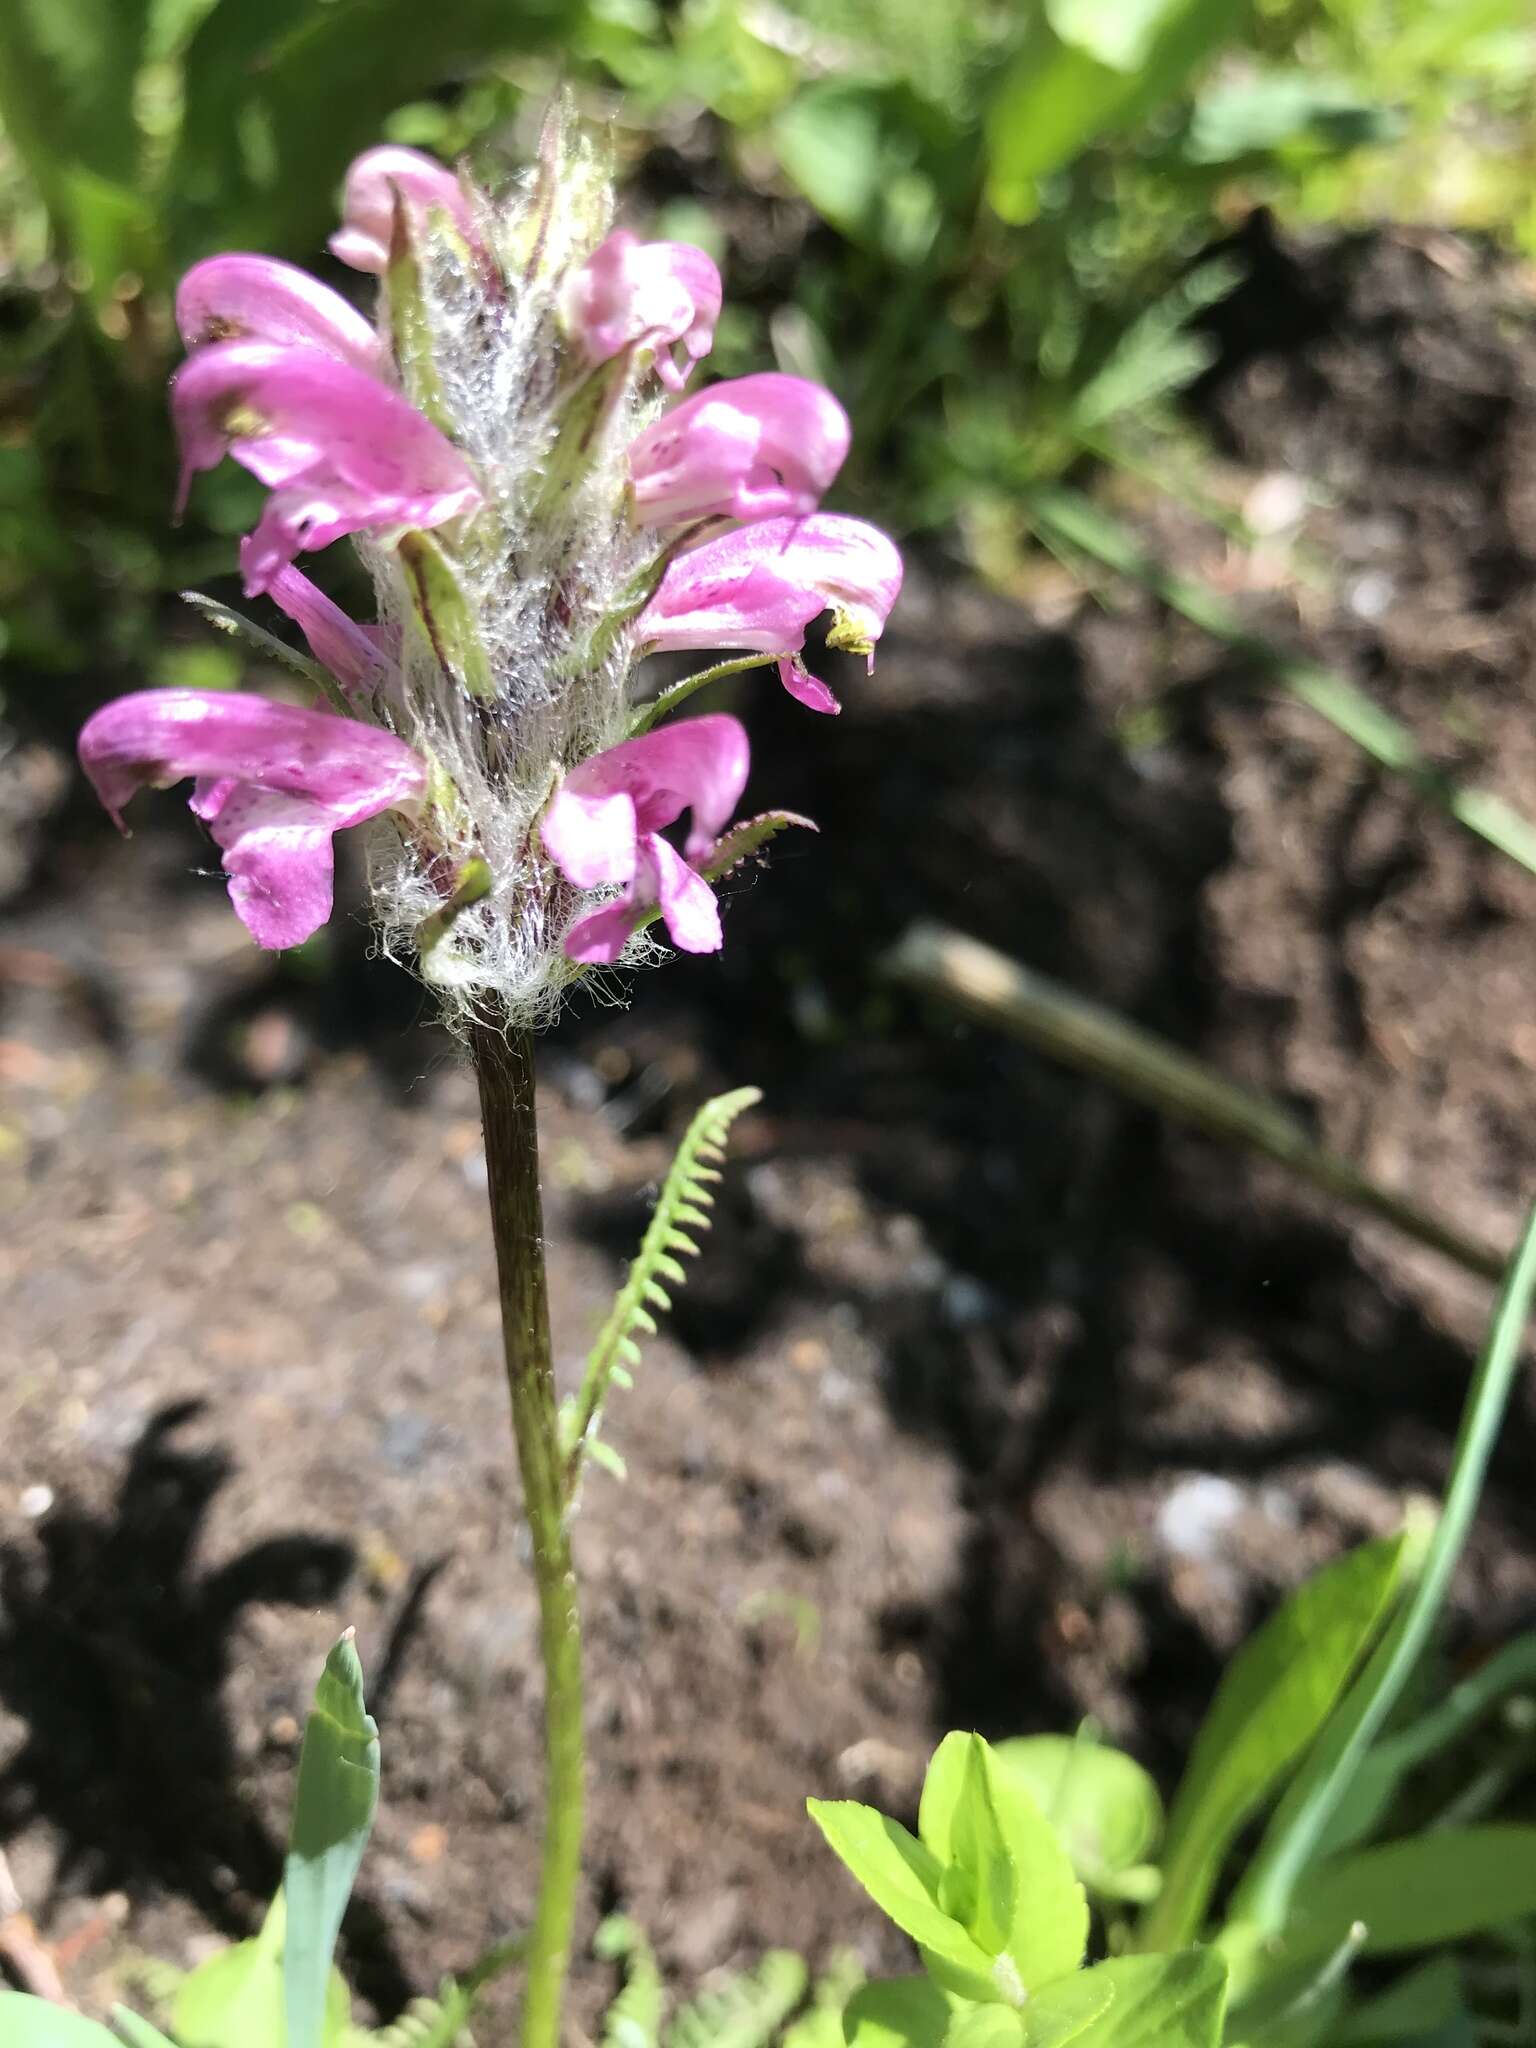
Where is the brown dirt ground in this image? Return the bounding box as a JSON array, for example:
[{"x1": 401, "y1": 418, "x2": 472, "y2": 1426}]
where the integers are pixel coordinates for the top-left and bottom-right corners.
[{"x1": 4, "y1": 224, "x2": 1536, "y2": 2031}]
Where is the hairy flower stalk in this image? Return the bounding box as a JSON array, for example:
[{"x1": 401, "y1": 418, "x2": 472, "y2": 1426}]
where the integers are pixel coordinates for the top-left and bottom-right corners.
[{"x1": 77, "y1": 101, "x2": 900, "y2": 2048}]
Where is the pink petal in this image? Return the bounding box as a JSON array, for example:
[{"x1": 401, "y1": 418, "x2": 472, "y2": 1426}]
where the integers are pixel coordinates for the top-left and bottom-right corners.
[
  {"x1": 176, "y1": 254, "x2": 381, "y2": 373},
  {"x1": 627, "y1": 373, "x2": 850, "y2": 527},
  {"x1": 78, "y1": 689, "x2": 426, "y2": 948},
  {"x1": 563, "y1": 898, "x2": 646, "y2": 966},
  {"x1": 777, "y1": 655, "x2": 840, "y2": 715},
  {"x1": 329, "y1": 146, "x2": 477, "y2": 274},
  {"x1": 170, "y1": 341, "x2": 480, "y2": 584},
  {"x1": 547, "y1": 715, "x2": 749, "y2": 868},
  {"x1": 646, "y1": 833, "x2": 723, "y2": 953},
  {"x1": 638, "y1": 514, "x2": 903, "y2": 680},
  {"x1": 540, "y1": 785, "x2": 639, "y2": 890},
  {"x1": 562, "y1": 230, "x2": 722, "y2": 388},
  {"x1": 248, "y1": 546, "x2": 385, "y2": 699}
]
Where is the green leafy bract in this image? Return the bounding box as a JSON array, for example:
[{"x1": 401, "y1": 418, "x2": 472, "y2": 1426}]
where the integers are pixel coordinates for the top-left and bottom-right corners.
[
  {"x1": 809, "y1": 1799, "x2": 996, "y2": 1991},
  {"x1": 284, "y1": 1632, "x2": 381, "y2": 2048}
]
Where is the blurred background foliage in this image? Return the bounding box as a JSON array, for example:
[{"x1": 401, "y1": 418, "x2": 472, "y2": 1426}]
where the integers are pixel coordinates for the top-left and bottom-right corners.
[{"x1": 1, "y1": 0, "x2": 1533, "y2": 687}]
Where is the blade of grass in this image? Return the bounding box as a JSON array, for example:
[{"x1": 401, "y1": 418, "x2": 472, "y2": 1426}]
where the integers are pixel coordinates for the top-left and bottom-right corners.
[
  {"x1": 883, "y1": 921, "x2": 1506, "y2": 1283},
  {"x1": 1227, "y1": 1196, "x2": 1536, "y2": 1945},
  {"x1": 1024, "y1": 485, "x2": 1536, "y2": 878}
]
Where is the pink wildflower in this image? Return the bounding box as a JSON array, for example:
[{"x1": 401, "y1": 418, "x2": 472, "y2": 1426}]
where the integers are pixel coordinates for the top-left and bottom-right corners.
[
  {"x1": 247, "y1": 544, "x2": 386, "y2": 701},
  {"x1": 329, "y1": 146, "x2": 476, "y2": 274},
  {"x1": 626, "y1": 373, "x2": 850, "y2": 528},
  {"x1": 541, "y1": 715, "x2": 750, "y2": 963},
  {"x1": 171, "y1": 341, "x2": 480, "y2": 592},
  {"x1": 563, "y1": 229, "x2": 722, "y2": 391},
  {"x1": 638, "y1": 514, "x2": 903, "y2": 713},
  {"x1": 78, "y1": 689, "x2": 426, "y2": 949},
  {"x1": 175, "y1": 254, "x2": 382, "y2": 373}
]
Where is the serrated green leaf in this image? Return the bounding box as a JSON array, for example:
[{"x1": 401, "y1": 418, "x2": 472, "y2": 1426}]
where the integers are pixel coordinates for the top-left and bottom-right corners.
[
  {"x1": 284, "y1": 1633, "x2": 380, "y2": 2048},
  {"x1": 664, "y1": 1949, "x2": 807, "y2": 2048},
  {"x1": 700, "y1": 812, "x2": 819, "y2": 886},
  {"x1": 1070, "y1": 1951, "x2": 1226, "y2": 2048},
  {"x1": 1141, "y1": 1533, "x2": 1407, "y2": 1949},
  {"x1": 843, "y1": 1980, "x2": 954, "y2": 2048},
  {"x1": 993, "y1": 1737, "x2": 1162, "y2": 1900},
  {"x1": 0, "y1": 1994, "x2": 124, "y2": 2048},
  {"x1": 181, "y1": 590, "x2": 335, "y2": 695},
  {"x1": 808, "y1": 1800, "x2": 995, "y2": 1988}
]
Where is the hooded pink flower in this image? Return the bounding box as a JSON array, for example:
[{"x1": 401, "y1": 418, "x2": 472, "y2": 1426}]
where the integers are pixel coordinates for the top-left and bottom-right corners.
[
  {"x1": 171, "y1": 341, "x2": 480, "y2": 593},
  {"x1": 329, "y1": 146, "x2": 477, "y2": 274},
  {"x1": 562, "y1": 229, "x2": 722, "y2": 391},
  {"x1": 626, "y1": 373, "x2": 850, "y2": 528},
  {"x1": 176, "y1": 254, "x2": 382, "y2": 374},
  {"x1": 78, "y1": 689, "x2": 426, "y2": 949},
  {"x1": 246, "y1": 542, "x2": 387, "y2": 701},
  {"x1": 637, "y1": 514, "x2": 903, "y2": 713},
  {"x1": 541, "y1": 715, "x2": 749, "y2": 963}
]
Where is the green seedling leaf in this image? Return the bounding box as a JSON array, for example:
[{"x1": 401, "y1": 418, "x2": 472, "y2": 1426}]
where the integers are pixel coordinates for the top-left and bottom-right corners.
[
  {"x1": 946, "y1": 2008, "x2": 1024, "y2": 2048},
  {"x1": 994, "y1": 1737, "x2": 1162, "y2": 1902},
  {"x1": 595, "y1": 1915, "x2": 663, "y2": 2048},
  {"x1": 1045, "y1": 0, "x2": 1190, "y2": 71},
  {"x1": 784, "y1": 1950, "x2": 865, "y2": 2048},
  {"x1": 284, "y1": 1631, "x2": 381, "y2": 2048},
  {"x1": 109, "y1": 2014, "x2": 178, "y2": 2048},
  {"x1": 1140, "y1": 1533, "x2": 1407, "y2": 1949},
  {"x1": 919, "y1": 1735, "x2": 1087, "y2": 1999},
  {"x1": 808, "y1": 1800, "x2": 996, "y2": 1990},
  {"x1": 1069, "y1": 1951, "x2": 1226, "y2": 2048},
  {"x1": 664, "y1": 1949, "x2": 807, "y2": 2048},
  {"x1": 927, "y1": 1736, "x2": 1016, "y2": 1955},
  {"x1": 0, "y1": 1995, "x2": 124, "y2": 2048},
  {"x1": 1018, "y1": 1970, "x2": 1116, "y2": 2048},
  {"x1": 1332, "y1": 1957, "x2": 1464, "y2": 2045},
  {"x1": 843, "y1": 1980, "x2": 953, "y2": 2048},
  {"x1": 173, "y1": 1893, "x2": 289, "y2": 2048},
  {"x1": 396, "y1": 530, "x2": 494, "y2": 701},
  {"x1": 1289, "y1": 1826, "x2": 1536, "y2": 1959}
]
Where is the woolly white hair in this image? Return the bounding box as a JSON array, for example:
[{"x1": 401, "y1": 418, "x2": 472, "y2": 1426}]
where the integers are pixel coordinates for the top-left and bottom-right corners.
[{"x1": 361, "y1": 109, "x2": 674, "y2": 1030}]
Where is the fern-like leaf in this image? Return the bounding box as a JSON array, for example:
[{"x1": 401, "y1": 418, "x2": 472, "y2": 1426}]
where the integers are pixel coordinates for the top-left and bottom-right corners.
[
  {"x1": 664, "y1": 1952, "x2": 807, "y2": 2048},
  {"x1": 595, "y1": 1915, "x2": 664, "y2": 2048},
  {"x1": 780, "y1": 1950, "x2": 863, "y2": 2048},
  {"x1": 355, "y1": 1982, "x2": 476, "y2": 2048},
  {"x1": 561, "y1": 1086, "x2": 761, "y2": 1492}
]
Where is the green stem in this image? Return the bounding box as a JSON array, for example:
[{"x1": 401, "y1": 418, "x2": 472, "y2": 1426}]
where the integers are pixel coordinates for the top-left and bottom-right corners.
[
  {"x1": 473, "y1": 1021, "x2": 583, "y2": 2048},
  {"x1": 629, "y1": 654, "x2": 775, "y2": 736}
]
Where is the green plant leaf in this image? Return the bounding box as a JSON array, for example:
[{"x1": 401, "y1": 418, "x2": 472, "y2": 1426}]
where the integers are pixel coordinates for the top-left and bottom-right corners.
[
  {"x1": 993, "y1": 1736, "x2": 1162, "y2": 1902},
  {"x1": 1291, "y1": 1827, "x2": 1536, "y2": 1958},
  {"x1": 1018, "y1": 1970, "x2": 1117, "y2": 2048},
  {"x1": 1045, "y1": 0, "x2": 1191, "y2": 71},
  {"x1": 926, "y1": 1736, "x2": 1017, "y2": 1955},
  {"x1": 808, "y1": 1800, "x2": 996, "y2": 1988},
  {"x1": 664, "y1": 1949, "x2": 808, "y2": 2048},
  {"x1": 0, "y1": 1995, "x2": 123, "y2": 2048},
  {"x1": 784, "y1": 1950, "x2": 866, "y2": 2048},
  {"x1": 1140, "y1": 1532, "x2": 1407, "y2": 1949},
  {"x1": 396, "y1": 530, "x2": 494, "y2": 702},
  {"x1": 700, "y1": 812, "x2": 819, "y2": 886},
  {"x1": 173, "y1": 1894, "x2": 290, "y2": 2048},
  {"x1": 843, "y1": 1980, "x2": 953, "y2": 2048},
  {"x1": 919, "y1": 1734, "x2": 1086, "y2": 1994},
  {"x1": 945, "y1": 2008, "x2": 1024, "y2": 2048},
  {"x1": 1332, "y1": 1957, "x2": 1466, "y2": 2045},
  {"x1": 1070, "y1": 1952, "x2": 1226, "y2": 2048},
  {"x1": 284, "y1": 1632, "x2": 380, "y2": 2048},
  {"x1": 109, "y1": 2013, "x2": 178, "y2": 2048},
  {"x1": 595, "y1": 1915, "x2": 663, "y2": 2048}
]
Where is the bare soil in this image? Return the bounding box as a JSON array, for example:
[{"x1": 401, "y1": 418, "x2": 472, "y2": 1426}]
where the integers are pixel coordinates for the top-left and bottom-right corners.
[{"x1": 3, "y1": 223, "x2": 1536, "y2": 2030}]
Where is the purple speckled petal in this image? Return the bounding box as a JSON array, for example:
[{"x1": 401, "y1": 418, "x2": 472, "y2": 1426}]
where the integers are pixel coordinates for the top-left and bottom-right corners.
[
  {"x1": 176, "y1": 254, "x2": 381, "y2": 372},
  {"x1": 563, "y1": 230, "x2": 722, "y2": 390},
  {"x1": 78, "y1": 688, "x2": 426, "y2": 948},
  {"x1": 627, "y1": 373, "x2": 849, "y2": 528},
  {"x1": 647, "y1": 833, "x2": 722, "y2": 953},
  {"x1": 777, "y1": 654, "x2": 840, "y2": 715},
  {"x1": 171, "y1": 341, "x2": 479, "y2": 586},
  {"x1": 330, "y1": 146, "x2": 477, "y2": 274}
]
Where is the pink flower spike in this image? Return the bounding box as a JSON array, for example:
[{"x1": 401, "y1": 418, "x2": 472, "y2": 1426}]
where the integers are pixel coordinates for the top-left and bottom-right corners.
[
  {"x1": 562, "y1": 230, "x2": 722, "y2": 390},
  {"x1": 541, "y1": 715, "x2": 749, "y2": 963},
  {"x1": 627, "y1": 373, "x2": 850, "y2": 528},
  {"x1": 246, "y1": 544, "x2": 386, "y2": 701},
  {"x1": 176, "y1": 255, "x2": 382, "y2": 373},
  {"x1": 330, "y1": 146, "x2": 476, "y2": 274},
  {"x1": 637, "y1": 514, "x2": 903, "y2": 704},
  {"x1": 171, "y1": 341, "x2": 480, "y2": 587},
  {"x1": 78, "y1": 689, "x2": 426, "y2": 949}
]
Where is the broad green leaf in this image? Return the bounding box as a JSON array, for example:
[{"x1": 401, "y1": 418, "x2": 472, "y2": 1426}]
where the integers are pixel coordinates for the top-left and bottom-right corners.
[
  {"x1": 284, "y1": 1633, "x2": 381, "y2": 2048},
  {"x1": 0, "y1": 1994, "x2": 122, "y2": 2048},
  {"x1": 920, "y1": 1736, "x2": 1087, "y2": 1996},
  {"x1": 1045, "y1": 0, "x2": 1189, "y2": 71},
  {"x1": 173, "y1": 1895, "x2": 287, "y2": 2048},
  {"x1": 1141, "y1": 1533, "x2": 1406, "y2": 1949},
  {"x1": 927, "y1": 1736, "x2": 1017, "y2": 1955},
  {"x1": 1333, "y1": 1957, "x2": 1464, "y2": 2045},
  {"x1": 1184, "y1": 71, "x2": 1399, "y2": 163},
  {"x1": 808, "y1": 1800, "x2": 996, "y2": 1987},
  {"x1": 1071, "y1": 1951, "x2": 1226, "y2": 2048},
  {"x1": 1292, "y1": 1827, "x2": 1536, "y2": 1957},
  {"x1": 774, "y1": 84, "x2": 886, "y2": 246},
  {"x1": 993, "y1": 1737, "x2": 1162, "y2": 1900},
  {"x1": 108, "y1": 2017, "x2": 177, "y2": 2048},
  {"x1": 1019, "y1": 1969, "x2": 1117, "y2": 2048},
  {"x1": 946, "y1": 2008, "x2": 1024, "y2": 2048},
  {"x1": 843, "y1": 1980, "x2": 954, "y2": 2048}
]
